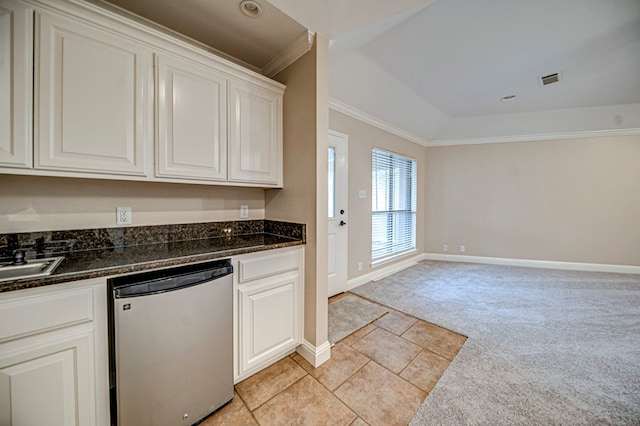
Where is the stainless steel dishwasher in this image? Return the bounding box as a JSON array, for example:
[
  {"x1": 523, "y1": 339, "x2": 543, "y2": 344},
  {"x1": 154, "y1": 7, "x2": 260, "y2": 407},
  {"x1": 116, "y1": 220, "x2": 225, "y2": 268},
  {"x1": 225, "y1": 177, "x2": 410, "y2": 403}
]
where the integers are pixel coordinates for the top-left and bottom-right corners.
[{"x1": 107, "y1": 259, "x2": 233, "y2": 426}]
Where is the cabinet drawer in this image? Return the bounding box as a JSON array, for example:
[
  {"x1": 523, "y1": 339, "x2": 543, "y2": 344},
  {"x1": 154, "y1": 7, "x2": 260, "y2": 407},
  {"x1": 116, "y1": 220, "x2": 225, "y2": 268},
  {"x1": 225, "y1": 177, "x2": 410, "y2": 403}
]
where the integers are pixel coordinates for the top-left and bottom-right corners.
[
  {"x1": 0, "y1": 287, "x2": 94, "y2": 343},
  {"x1": 238, "y1": 249, "x2": 300, "y2": 283}
]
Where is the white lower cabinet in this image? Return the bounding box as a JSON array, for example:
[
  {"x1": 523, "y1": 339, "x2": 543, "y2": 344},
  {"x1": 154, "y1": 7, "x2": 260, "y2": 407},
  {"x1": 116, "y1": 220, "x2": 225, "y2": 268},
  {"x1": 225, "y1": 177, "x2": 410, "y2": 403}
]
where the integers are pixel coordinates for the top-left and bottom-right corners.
[
  {"x1": 0, "y1": 279, "x2": 109, "y2": 426},
  {"x1": 234, "y1": 247, "x2": 303, "y2": 382}
]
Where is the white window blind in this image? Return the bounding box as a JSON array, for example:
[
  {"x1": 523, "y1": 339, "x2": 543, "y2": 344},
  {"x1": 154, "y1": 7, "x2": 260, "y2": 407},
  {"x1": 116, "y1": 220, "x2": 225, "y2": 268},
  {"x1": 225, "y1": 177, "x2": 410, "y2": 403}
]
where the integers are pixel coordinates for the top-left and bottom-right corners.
[{"x1": 371, "y1": 148, "x2": 417, "y2": 261}]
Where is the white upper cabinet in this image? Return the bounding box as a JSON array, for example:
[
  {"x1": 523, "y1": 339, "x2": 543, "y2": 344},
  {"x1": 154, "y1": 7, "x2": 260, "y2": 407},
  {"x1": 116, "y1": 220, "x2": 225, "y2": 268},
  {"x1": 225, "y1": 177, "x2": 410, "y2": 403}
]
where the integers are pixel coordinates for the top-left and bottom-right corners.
[
  {"x1": 156, "y1": 53, "x2": 227, "y2": 181},
  {"x1": 0, "y1": 0, "x2": 284, "y2": 187},
  {"x1": 228, "y1": 80, "x2": 282, "y2": 187},
  {"x1": 0, "y1": 0, "x2": 32, "y2": 168},
  {"x1": 34, "y1": 10, "x2": 151, "y2": 176}
]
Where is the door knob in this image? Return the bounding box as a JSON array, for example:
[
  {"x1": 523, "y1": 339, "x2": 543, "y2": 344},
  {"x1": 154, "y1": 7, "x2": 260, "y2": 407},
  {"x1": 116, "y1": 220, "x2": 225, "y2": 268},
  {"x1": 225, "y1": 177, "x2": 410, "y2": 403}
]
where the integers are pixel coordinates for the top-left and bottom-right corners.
[
  {"x1": 339, "y1": 220, "x2": 346, "y2": 226},
  {"x1": 340, "y1": 209, "x2": 345, "y2": 214}
]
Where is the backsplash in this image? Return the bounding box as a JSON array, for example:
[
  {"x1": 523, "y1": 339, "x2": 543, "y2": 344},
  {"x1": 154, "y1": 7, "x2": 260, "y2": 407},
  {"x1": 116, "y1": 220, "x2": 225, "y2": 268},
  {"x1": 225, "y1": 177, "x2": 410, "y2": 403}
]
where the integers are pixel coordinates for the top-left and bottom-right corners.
[
  {"x1": 0, "y1": 220, "x2": 305, "y2": 258},
  {"x1": 264, "y1": 220, "x2": 305, "y2": 242}
]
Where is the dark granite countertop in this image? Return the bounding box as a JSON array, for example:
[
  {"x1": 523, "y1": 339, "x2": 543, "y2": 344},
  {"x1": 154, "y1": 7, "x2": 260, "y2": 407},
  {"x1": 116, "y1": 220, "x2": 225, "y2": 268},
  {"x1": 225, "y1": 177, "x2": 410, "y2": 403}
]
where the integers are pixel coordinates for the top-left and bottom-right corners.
[{"x1": 0, "y1": 220, "x2": 305, "y2": 293}]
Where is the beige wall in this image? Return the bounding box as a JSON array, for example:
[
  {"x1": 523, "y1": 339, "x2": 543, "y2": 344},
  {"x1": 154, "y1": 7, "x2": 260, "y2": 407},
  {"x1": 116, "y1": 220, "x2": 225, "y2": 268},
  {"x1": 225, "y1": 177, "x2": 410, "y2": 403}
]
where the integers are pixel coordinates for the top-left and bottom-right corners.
[
  {"x1": 425, "y1": 135, "x2": 640, "y2": 266},
  {"x1": 329, "y1": 109, "x2": 427, "y2": 280},
  {"x1": 0, "y1": 175, "x2": 264, "y2": 233},
  {"x1": 267, "y1": 36, "x2": 330, "y2": 347}
]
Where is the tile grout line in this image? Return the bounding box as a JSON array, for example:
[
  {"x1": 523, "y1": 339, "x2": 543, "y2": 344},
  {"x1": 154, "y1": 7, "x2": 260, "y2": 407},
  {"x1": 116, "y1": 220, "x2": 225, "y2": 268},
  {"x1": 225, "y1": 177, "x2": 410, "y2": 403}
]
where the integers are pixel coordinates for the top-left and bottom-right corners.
[
  {"x1": 397, "y1": 347, "x2": 426, "y2": 377},
  {"x1": 288, "y1": 353, "x2": 363, "y2": 424},
  {"x1": 350, "y1": 291, "x2": 468, "y2": 338},
  {"x1": 246, "y1": 369, "x2": 310, "y2": 416},
  {"x1": 232, "y1": 389, "x2": 262, "y2": 425},
  {"x1": 330, "y1": 359, "x2": 372, "y2": 420},
  {"x1": 345, "y1": 310, "x2": 438, "y2": 398}
]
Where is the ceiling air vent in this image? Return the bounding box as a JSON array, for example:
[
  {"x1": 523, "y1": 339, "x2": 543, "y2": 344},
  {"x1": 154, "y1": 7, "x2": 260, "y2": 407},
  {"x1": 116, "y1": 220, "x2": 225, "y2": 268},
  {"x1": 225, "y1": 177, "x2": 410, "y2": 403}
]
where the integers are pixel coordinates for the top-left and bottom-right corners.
[{"x1": 540, "y1": 72, "x2": 560, "y2": 86}]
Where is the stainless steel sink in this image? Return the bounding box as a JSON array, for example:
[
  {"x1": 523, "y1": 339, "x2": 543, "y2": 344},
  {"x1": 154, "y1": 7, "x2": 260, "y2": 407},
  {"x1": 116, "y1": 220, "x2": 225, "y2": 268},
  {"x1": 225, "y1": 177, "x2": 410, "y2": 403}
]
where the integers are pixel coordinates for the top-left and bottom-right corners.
[{"x1": 0, "y1": 256, "x2": 64, "y2": 282}]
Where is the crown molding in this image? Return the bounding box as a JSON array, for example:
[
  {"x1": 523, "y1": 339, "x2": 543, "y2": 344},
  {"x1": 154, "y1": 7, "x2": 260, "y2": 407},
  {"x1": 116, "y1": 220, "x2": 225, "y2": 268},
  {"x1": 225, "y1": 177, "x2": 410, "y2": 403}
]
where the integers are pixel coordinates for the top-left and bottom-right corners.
[
  {"x1": 427, "y1": 128, "x2": 640, "y2": 147},
  {"x1": 262, "y1": 31, "x2": 315, "y2": 78},
  {"x1": 329, "y1": 98, "x2": 430, "y2": 146},
  {"x1": 328, "y1": 98, "x2": 640, "y2": 148}
]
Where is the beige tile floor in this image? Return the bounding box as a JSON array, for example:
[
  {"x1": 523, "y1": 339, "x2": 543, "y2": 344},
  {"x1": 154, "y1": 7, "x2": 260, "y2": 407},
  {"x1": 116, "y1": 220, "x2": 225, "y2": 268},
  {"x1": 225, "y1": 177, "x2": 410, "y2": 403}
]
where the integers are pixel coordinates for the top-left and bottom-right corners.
[{"x1": 202, "y1": 293, "x2": 467, "y2": 426}]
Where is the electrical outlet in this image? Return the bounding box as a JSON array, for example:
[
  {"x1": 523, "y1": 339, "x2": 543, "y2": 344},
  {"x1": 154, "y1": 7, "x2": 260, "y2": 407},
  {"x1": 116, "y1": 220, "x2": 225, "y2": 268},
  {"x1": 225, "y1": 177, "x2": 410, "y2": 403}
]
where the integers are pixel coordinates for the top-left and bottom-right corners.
[
  {"x1": 460, "y1": 245, "x2": 465, "y2": 253},
  {"x1": 240, "y1": 205, "x2": 249, "y2": 219},
  {"x1": 116, "y1": 207, "x2": 132, "y2": 225},
  {"x1": 442, "y1": 244, "x2": 448, "y2": 252},
  {"x1": 358, "y1": 190, "x2": 367, "y2": 199},
  {"x1": 358, "y1": 262, "x2": 363, "y2": 272}
]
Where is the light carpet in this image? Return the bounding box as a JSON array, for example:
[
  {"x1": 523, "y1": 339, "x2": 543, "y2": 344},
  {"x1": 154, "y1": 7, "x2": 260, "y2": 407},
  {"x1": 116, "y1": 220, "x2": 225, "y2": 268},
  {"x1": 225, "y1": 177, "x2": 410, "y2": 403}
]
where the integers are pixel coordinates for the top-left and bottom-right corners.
[
  {"x1": 328, "y1": 294, "x2": 388, "y2": 344},
  {"x1": 351, "y1": 260, "x2": 640, "y2": 425}
]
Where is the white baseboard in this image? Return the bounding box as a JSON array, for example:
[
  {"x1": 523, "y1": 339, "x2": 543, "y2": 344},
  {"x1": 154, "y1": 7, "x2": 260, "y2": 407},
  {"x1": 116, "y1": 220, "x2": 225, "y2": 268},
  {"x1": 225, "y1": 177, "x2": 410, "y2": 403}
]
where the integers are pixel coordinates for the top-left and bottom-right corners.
[
  {"x1": 297, "y1": 339, "x2": 331, "y2": 367},
  {"x1": 424, "y1": 253, "x2": 640, "y2": 275},
  {"x1": 347, "y1": 253, "x2": 427, "y2": 290}
]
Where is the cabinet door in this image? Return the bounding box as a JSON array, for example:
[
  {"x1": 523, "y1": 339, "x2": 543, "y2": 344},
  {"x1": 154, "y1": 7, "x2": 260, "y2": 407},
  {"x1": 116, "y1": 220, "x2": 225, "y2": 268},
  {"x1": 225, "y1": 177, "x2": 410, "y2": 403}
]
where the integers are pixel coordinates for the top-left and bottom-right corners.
[
  {"x1": 0, "y1": 330, "x2": 96, "y2": 426},
  {"x1": 237, "y1": 271, "x2": 301, "y2": 376},
  {"x1": 228, "y1": 80, "x2": 282, "y2": 186},
  {"x1": 156, "y1": 53, "x2": 227, "y2": 180},
  {"x1": 35, "y1": 10, "x2": 151, "y2": 176},
  {"x1": 0, "y1": 0, "x2": 32, "y2": 168},
  {"x1": 0, "y1": 279, "x2": 109, "y2": 426}
]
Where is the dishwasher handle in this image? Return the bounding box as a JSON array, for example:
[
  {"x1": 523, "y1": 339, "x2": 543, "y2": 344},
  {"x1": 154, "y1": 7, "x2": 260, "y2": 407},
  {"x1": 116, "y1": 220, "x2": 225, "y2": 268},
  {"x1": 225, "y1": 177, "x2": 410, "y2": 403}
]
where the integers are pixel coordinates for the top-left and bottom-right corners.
[{"x1": 113, "y1": 262, "x2": 232, "y2": 298}]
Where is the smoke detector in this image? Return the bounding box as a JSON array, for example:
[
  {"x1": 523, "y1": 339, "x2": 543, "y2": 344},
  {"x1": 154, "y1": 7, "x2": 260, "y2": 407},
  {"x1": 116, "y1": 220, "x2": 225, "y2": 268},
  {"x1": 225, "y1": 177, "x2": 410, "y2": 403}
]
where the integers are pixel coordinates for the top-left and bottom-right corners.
[
  {"x1": 240, "y1": 0, "x2": 262, "y2": 18},
  {"x1": 540, "y1": 72, "x2": 561, "y2": 87}
]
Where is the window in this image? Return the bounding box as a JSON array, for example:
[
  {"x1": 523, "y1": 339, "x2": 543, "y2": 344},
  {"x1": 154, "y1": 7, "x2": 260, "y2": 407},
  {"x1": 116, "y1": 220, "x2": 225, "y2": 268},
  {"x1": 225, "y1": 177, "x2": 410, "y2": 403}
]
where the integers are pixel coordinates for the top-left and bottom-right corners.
[
  {"x1": 371, "y1": 148, "x2": 417, "y2": 261},
  {"x1": 328, "y1": 146, "x2": 336, "y2": 218}
]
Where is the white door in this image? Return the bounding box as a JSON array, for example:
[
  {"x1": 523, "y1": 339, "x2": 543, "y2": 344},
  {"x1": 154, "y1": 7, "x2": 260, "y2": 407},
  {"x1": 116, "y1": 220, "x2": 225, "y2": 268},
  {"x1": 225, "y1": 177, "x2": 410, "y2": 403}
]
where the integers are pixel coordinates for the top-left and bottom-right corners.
[{"x1": 328, "y1": 130, "x2": 348, "y2": 297}]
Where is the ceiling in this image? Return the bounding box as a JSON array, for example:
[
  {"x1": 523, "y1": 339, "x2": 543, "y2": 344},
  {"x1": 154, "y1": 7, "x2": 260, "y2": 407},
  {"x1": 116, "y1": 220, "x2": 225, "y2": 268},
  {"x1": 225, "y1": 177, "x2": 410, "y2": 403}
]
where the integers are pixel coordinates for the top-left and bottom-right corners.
[
  {"x1": 101, "y1": 0, "x2": 640, "y2": 144},
  {"x1": 101, "y1": 0, "x2": 308, "y2": 70}
]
